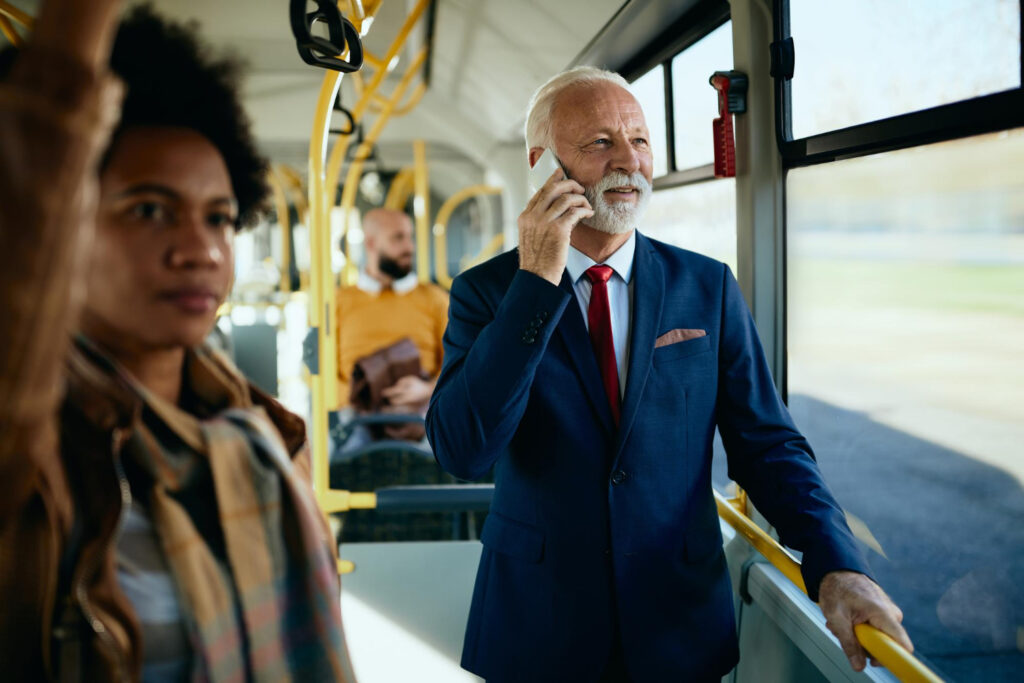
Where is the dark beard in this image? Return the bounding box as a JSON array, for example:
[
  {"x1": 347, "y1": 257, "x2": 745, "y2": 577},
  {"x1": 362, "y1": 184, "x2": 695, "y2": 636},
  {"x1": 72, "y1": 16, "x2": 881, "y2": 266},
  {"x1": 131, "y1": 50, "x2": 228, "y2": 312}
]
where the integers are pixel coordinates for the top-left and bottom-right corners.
[{"x1": 378, "y1": 255, "x2": 412, "y2": 280}]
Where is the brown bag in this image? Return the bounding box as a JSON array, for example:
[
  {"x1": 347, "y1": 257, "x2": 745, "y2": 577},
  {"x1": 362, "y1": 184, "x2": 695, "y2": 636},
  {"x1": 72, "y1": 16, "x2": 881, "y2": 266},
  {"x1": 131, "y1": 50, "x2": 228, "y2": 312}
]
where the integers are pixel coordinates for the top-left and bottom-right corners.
[{"x1": 349, "y1": 337, "x2": 428, "y2": 441}]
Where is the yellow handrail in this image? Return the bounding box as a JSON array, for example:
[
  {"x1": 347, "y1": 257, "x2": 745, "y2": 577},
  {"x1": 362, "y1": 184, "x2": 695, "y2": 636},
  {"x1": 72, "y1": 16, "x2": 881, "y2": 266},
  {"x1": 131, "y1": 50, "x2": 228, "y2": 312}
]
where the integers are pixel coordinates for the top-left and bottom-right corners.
[
  {"x1": 345, "y1": 0, "x2": 366, "y2": 22},
  {"x1": 361, "y1": 49, "x2": 387, "y2": 72},
  {"x1": 461, "y1": 233, "x2": 506, "y2": 271},
  {"x1": 275, "y1": 165, "x2": 310, "y2": 226},
  {"x1": 713, "y1": 490, "x2": 943, "y2": 683},
  {"x1": 0, "y1": 14, "x2": 21, "y2": 45},
  {"x1": 307, "y1": 65, "x2": 344, "y2": 501},
  {"x1": 384, "y1": 166, "x2": 416, "y2": 209},
  {"x1": 413, "y1": 139, "x2": 430, "y2": 284},
  {"x1": 432, "y1": 184, "x2": 503, "y2": 289},
  {"x1": 308, "y1": 1, "x2": 413, "y2": 504},
  {"x1": 306, "y1": 0, "x2": 381, "y2": 499},
  {"x1": 715, "y1": 490, "x2": 805, "y2": 591},
  {"x1": 267, "y1": 168, "x2": 292, "y2": 293},
  {"x1": 338, "y1": 47, "x2": 428, "y2": 285},
  {"x1": 388, "y1": 82, "x2": 427, "y2": 116},
  {"x1": 321, "y1": 489, "x2": 377, "y2": 514},
  {"x1": 0, "y1": 1, "x2": 33, "y2": 29},
  {"x1": 324, "y1": 0, "x2": 431, "y2": 201},
  {"x1": 352, "y1": 70, "x2": 427, "y2": 116}
]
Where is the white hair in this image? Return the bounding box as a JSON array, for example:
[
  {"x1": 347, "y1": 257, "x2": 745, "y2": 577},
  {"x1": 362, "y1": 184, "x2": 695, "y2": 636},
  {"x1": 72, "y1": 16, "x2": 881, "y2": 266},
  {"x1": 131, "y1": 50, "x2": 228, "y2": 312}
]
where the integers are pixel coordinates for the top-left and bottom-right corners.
[{"x1": 524, "y1": 66, "x2": 631, "y2": 151}]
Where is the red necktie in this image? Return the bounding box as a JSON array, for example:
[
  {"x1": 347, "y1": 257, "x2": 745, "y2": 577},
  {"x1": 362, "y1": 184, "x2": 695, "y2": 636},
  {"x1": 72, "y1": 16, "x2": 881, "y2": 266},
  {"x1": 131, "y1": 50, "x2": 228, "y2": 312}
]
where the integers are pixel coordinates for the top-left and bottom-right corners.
[{"x1": 585, "y1": 265, "x2": 621, "y2": 426}]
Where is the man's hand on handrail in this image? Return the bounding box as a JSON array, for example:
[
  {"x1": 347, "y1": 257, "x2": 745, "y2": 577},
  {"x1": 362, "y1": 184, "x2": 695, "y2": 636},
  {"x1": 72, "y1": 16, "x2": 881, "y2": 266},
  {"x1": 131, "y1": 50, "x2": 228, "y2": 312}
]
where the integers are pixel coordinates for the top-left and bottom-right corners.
[{"x1": 818, "y1": 570, "x2": 914, "y2": 672}]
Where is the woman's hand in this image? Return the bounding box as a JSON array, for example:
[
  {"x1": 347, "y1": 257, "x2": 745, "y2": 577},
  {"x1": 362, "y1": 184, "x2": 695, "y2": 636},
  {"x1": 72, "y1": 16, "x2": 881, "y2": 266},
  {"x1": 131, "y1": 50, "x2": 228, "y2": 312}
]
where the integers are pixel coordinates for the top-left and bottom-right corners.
[{"x1": 31, "y1": 0, "x2": 122, "y2": 71}]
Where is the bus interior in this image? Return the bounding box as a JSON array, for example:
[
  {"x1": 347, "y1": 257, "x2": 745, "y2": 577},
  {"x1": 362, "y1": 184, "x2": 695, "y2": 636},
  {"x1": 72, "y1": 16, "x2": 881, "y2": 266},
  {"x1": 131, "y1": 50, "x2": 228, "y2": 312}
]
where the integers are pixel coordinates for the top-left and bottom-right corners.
[{"x1": 1, "y1": 0, "x2": 1021, "y2": 682}]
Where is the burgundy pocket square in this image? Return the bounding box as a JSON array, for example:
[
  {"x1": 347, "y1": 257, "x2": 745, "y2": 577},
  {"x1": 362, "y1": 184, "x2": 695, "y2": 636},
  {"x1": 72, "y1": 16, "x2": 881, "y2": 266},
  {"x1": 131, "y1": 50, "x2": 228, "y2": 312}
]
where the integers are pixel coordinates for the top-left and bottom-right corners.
[{"x1": 655, "y1": 328, "x2": 707, "y2": 348}]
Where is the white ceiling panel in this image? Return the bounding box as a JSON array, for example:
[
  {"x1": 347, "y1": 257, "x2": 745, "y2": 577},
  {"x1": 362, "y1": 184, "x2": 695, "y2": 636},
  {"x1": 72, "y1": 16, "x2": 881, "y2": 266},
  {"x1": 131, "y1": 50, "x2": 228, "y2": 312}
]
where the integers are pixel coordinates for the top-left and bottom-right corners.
[{"x1": 8, "y1": 0, "x2": 629, "y2": 167}]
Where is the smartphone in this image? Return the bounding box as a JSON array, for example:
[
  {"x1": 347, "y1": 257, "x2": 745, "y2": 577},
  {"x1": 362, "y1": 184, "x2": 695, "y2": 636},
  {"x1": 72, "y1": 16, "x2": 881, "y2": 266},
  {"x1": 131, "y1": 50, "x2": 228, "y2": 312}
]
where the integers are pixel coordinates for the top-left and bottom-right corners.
[{"x1": 528, "y1": 148, "x2": 564, "y2": 192}]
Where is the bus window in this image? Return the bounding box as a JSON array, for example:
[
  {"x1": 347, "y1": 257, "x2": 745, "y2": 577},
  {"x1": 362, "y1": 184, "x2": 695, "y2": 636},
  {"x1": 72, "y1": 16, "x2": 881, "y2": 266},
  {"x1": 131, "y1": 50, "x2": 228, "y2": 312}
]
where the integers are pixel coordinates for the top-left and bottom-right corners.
[
  {"x1": 644, "y1": 178, "x2": 736, "y2": 272},
  {"x1": 630, "y1": 64, "x2": 668, "y2": 178},
  {"x1": 787, "y1": 127, "x2": 1024, "y2": 682},
  {"x1": 671, "y1": 21, "x2": 733, "y2": 171},
  {"x1": 788, "y1": 0, "x2": 1021, "y2": 139}
]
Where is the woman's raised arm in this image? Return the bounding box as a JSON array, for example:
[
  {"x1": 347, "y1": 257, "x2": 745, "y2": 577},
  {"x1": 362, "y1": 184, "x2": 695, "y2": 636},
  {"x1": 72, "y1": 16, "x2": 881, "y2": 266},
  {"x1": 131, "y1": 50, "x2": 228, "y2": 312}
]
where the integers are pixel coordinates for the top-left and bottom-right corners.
[{"x1": 0, "y1": 0, "x2": 122, "y2": 514}]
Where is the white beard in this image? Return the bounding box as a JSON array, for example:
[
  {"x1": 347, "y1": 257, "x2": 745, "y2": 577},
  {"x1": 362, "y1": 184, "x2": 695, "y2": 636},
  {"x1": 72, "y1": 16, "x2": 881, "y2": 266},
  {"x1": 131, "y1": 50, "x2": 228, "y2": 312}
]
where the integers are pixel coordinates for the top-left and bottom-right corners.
[{"x1": 582, "y1": 171, "x2": 652, "y2": 235}]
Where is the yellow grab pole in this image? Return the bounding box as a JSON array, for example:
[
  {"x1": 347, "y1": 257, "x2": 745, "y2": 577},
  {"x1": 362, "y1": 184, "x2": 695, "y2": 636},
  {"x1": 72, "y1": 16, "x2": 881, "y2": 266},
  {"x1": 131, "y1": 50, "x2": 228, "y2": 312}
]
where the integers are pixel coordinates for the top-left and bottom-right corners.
[
  {"x1": 853, "y1": 626, "x2": 942, "y2": 683},
  {"x1": 277, "y1": 164, "x2": 310, "y2": 227},
  {"x1": 384, "y1": 167, "x2": 416, "y2": 209},
  {"x1": 353, "y1": 71, "x2": 426, "y2": 116},
  {"x1": 338, "y1": 47, "x2": 428, "y2": 284},
  {"x1": 386, "y1": 82, "x2": 427, "y2": 116},
  {"x1": 413, "y1": 139, "x2": 430, "y2": 284},
  {"x1": 307, "y1": 70, "x2": 344, "y2": 500},
  {"x1": 361, "y1": 0, "x2": 384, "y2": 17},
  {"x1": 0, "y1": 15, "x2": 21, "y2": 45},
  {"x1": 715, "y1": 489, "x2": 805, "y2": 592},
  {"x1": 267, "y1": 168, "x2": 292, "y2": 293},
  {"x1": 432, "y1": 184, "x2": 503, "y2": 289},
  {"x1": 278, "y1": 164, "x2": 304, "y2": 187},
  {"x1": 359, "y1": 50, "x2": 387, "y2": 72},
  {"x1": 320, "y1": 489, "x2": 377, "y2": 514},
  {"x1": 346, "y1": 0, "x2": 366, "y2": 22},
  {"x1": 713, "y1": 491, "x2": 942, "y2": 683},
  {"x1": 735, "y1": 487, "x2": 748, "y2": 515},
  {"x1": 461, "y1": 233, "x2": 506, "y2": 271},
  {"x1": 325, "y1": 0, "x2": 431, "y2": 197},
  {"x1": 0, "y1": 1, "x2": 33, "y2": 29}
]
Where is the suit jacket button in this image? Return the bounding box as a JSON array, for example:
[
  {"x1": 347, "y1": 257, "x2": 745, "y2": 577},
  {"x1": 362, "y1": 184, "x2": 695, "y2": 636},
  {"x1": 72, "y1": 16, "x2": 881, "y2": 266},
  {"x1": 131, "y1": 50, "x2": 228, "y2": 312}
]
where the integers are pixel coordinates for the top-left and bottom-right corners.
[
  {"x1": 522, "y1": 333, "x2": 537, "y2": 344},
  {"x1": 611, "y1": 470, "x2": 627, "y2": 485}
]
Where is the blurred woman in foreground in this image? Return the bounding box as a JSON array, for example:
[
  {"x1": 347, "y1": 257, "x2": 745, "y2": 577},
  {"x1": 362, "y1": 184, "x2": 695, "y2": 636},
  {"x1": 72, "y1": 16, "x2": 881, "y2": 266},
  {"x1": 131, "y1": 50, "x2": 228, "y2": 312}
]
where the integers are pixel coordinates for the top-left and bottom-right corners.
[{"x1": 0, "y1": 1, "x2": 353, "y2": 680}]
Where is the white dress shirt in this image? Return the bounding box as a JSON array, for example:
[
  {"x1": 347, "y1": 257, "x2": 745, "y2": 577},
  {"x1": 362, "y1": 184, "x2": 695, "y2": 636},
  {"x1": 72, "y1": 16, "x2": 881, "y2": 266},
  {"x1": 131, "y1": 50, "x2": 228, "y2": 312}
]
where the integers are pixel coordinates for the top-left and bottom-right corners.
[
  {"x1": 564, "y1": 230, "x2": 636, "y2": 396},
  {"x1": 356, "y1": 269, "x2": 419, "y2": 295}
]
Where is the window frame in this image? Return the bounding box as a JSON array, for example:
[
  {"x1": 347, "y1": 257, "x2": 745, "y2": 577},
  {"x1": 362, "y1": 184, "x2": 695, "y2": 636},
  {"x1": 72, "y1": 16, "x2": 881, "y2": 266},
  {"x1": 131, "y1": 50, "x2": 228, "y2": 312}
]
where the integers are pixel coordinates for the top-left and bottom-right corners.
[
  {"x1": 619, "y1": 0, "x2": 731, "y2": 190},
  {"x1": 773, "y1": 0, "x2": 1024, "y2": 168}
]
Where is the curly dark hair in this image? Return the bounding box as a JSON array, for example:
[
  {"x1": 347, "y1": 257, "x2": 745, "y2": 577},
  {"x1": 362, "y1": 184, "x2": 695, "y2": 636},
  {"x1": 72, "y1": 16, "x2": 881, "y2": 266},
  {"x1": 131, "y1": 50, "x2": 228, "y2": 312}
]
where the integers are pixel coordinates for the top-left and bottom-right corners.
[{"x1": 107, "y1": 4, "x2": 269, "y2": 228}]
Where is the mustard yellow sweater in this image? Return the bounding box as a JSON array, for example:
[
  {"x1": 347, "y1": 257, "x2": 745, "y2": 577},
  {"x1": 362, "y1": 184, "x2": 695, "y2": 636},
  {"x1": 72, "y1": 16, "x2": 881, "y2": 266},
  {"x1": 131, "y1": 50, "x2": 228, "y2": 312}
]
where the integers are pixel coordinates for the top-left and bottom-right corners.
[{"x1": 335, "y1": 282, "x2": 449, "y2": 404}]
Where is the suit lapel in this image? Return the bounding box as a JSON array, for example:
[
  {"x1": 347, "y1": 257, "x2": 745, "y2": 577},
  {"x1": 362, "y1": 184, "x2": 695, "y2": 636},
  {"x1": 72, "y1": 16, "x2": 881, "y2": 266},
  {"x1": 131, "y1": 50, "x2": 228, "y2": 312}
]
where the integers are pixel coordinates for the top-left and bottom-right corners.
[
  {"x1": 555, "y1": 270, "x2": 616, "y2": 438},
  {"x1": 614, "y1": 233, "x2": 664, "y2": 460}
]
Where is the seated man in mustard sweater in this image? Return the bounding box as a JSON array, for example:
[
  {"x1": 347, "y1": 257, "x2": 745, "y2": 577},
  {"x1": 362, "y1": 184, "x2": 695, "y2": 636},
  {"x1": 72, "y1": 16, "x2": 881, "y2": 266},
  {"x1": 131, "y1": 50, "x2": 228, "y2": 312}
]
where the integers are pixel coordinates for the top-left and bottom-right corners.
[
  {"x1": 333, "y1": 208, "x2": 452, "y2": 540},
  {"x1": 336, "y1": 207, "x2": 449, "y2": 419}
]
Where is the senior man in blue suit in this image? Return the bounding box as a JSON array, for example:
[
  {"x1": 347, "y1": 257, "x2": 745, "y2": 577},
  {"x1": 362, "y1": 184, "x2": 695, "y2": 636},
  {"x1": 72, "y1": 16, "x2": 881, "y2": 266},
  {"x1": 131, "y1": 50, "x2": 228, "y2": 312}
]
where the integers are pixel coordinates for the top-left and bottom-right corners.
[{"x1": 426, "y1": 66, "x2": 912, "y2": 683}]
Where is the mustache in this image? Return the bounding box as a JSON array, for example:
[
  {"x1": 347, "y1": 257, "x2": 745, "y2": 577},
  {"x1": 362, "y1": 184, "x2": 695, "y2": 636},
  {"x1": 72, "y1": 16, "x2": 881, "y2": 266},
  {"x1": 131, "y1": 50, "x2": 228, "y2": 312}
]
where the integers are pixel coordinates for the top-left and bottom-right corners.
[{"x1": 586, "y1": 171, "x2": 652, "y2": 199}]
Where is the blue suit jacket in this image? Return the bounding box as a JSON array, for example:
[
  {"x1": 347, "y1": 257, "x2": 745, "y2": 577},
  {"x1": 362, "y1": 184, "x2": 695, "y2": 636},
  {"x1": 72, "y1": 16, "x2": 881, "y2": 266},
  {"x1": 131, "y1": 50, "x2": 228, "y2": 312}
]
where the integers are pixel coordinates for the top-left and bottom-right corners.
[{"x1": 426, "y1": 233, "x2": 870, "y2": 682}]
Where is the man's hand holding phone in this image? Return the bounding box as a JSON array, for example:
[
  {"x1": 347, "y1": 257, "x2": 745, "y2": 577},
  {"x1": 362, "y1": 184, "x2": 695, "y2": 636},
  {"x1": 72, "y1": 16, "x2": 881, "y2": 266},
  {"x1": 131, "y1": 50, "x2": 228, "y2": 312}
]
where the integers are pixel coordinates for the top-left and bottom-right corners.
[{"x1": 518, "y1": 151, "x2": 593, "y2": 286}]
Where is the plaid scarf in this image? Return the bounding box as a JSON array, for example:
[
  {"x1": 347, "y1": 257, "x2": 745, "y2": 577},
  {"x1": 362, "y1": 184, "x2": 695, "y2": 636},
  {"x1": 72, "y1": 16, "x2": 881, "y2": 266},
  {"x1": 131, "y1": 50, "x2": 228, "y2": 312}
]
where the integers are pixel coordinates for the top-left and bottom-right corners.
[{"x1": 97, "y1": 343, "x2": 354, "y2": 682}]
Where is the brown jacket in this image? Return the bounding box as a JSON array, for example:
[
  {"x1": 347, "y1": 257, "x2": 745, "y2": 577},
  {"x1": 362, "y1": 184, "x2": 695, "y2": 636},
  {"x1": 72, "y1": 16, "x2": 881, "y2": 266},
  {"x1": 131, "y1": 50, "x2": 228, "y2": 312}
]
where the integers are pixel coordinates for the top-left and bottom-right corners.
[{"x1": 0, "y1": 49, "x2": 322, "y2": 682}]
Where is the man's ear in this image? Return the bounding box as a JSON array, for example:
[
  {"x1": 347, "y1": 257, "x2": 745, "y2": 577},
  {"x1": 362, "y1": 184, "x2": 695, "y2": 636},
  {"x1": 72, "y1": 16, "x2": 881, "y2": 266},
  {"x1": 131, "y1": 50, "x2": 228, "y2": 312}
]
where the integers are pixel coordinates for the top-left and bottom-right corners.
[{"x1": 528, "y1": 147, "x2": 545, "y2": 168}]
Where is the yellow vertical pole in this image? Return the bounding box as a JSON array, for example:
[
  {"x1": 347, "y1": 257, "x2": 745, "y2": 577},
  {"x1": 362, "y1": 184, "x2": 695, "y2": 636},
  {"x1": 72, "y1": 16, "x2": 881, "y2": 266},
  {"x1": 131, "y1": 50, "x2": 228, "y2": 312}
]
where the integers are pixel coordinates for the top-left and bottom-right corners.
[
  {"x1": 268, "y1": 168, "x2": 292, "y2": 294},
  {"x1": 338, "y1": 48, "x2": 427, "y2": 285},
  {"x1": 413, "y1": 139, "x2": 430, "y2": 284},
  {"x1": 308, "y1": 72, "x2": 344, "y2": 500},
  {"x1": 0, "y1": 15, "x2": 22, "y2": 45},
  {"x1": 384, "y1": 167, "x2": 415, "y2": 209},
  {"x1": 0, "y1": 1, "x2": 34, "y2": 29},
  {"x1": 324, "y1": 0, "x2": 431, "y2": 197}
]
